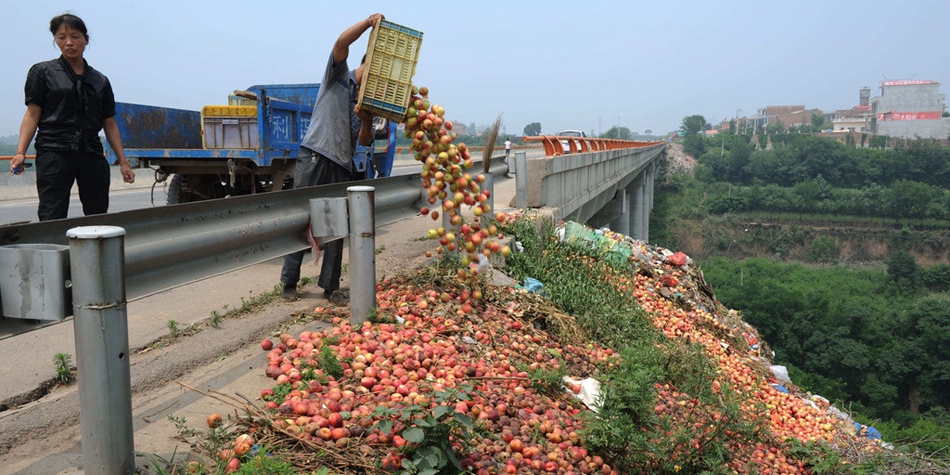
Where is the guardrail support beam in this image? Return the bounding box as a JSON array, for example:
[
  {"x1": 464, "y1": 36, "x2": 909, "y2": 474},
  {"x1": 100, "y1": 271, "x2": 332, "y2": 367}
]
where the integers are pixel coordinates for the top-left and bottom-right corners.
[
  {"x1": 67, "y1": 225, "x2": 135, "y2": 475},
  {"x1": 347, "y1": 186, "x2": 376, "y2": 324}
]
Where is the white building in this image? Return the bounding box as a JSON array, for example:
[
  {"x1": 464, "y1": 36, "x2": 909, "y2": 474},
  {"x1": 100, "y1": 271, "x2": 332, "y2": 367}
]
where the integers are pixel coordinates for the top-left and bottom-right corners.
[{"x1": 871, "y1": 80, "x2": 950, "y2": 139}]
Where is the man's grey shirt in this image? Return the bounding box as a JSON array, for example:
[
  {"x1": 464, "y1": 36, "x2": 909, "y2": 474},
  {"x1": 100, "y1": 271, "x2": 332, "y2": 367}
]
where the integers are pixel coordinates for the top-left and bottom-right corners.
[{"x1": 300, "y1": 53, "x2": 360, "y2": 173}]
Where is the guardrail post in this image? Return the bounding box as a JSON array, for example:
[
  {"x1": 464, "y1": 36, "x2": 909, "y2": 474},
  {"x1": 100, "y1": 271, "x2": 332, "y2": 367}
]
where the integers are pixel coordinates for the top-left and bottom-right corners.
[
  {"x1": 67, "y1": 225, "x2": 135, "y2": 475},
  {"x1": 347, "y1": 186, "x2": 376, "y2": 324},
  {"x1": 514, "y1": 151, "x2": 528, "y2": 210}
]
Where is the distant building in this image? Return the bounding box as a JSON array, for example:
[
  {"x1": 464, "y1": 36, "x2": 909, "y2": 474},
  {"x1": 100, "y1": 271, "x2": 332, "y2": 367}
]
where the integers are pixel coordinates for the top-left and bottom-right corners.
[
  {"x1": 871, "y1": 80, "x2": 950, "y2": 139},
  {"x1": 831, "y1": 88, "x2": 873, "y2": 133},
  {"x1": 750, "y1": 105, "x2": 823, "y2": 131}
]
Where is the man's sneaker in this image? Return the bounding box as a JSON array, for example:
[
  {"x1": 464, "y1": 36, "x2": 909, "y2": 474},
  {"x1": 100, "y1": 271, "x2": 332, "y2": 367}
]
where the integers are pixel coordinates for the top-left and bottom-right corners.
[
  {"x1": 325, "y1": 289, "x2": 348, "y2": 306},
  {"x1": 282, "y1": 284, "x2": 298, "y2": 302}
]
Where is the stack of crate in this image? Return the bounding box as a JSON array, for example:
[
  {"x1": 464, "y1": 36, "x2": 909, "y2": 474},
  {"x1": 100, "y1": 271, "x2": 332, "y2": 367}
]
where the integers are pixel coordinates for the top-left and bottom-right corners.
[{"x1": 201, "y1": 104, "x2": 258, "y2": 149}]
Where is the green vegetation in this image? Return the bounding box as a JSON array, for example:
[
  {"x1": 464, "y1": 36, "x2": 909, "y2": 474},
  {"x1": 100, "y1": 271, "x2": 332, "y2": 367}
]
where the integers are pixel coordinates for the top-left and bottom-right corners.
[
  {"x1": 372, "y1": 386, "x2": 477, "y2": 475},
  {"x1": 652, "y1": 131, "x2": 950, "y2": 456},
  {"x1": 53, "y1": 352, "x2": 73, "y2": 385},
  {"x1": 500, "y1": 218, "x2": 773, "y2": 473}
]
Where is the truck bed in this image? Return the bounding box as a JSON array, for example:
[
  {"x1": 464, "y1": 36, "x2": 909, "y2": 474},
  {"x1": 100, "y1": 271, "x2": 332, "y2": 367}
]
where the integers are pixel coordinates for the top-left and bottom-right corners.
[{"x1": 106, "y1": 84, "x2": 321, "y2": 167}]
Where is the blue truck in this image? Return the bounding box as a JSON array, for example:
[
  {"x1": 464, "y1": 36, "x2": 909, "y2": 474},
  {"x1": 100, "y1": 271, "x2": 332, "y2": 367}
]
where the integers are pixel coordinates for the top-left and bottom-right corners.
[{"x1": 105, "y1": 83, "x2": 397, "y2": 204}]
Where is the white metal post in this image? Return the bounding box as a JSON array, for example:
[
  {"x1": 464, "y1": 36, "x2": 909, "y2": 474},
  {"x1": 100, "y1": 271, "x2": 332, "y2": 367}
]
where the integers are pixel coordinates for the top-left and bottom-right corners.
[
  {"x1": 67, "y1": 225, "x2": 135, "y2": 475},
  {"x1": 347, "y1": 186, "x2": 376, "y2": 324}
]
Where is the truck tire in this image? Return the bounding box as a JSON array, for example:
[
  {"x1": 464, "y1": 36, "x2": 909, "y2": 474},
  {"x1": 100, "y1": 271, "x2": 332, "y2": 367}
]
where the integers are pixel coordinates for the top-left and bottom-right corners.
[
  {"x1": 166, "y1": 174, "x2": 187, "y2": 204},
  {"x1": 167, "y1": 174, "x2": 229, "y2": 204}
]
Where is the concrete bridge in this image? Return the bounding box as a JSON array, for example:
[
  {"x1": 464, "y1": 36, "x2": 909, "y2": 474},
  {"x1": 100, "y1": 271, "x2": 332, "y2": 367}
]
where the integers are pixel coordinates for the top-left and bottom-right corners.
[{"x1": 518, "y1": 136, "x2": 666, "y2": 242}]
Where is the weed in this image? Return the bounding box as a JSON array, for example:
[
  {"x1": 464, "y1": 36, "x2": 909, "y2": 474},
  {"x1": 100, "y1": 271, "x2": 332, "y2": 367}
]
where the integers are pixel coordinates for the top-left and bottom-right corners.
[
  {"x1": 524, "y1": 363, "x2": 566, "y2": 396},
  {"x1": 209, "y1": 310, "x2": 222, "y2": 328},
  {"x1": 376, "y1": 245, "x2": 386, "y2": 255},
  {"x1": 167, "y1": 320, "x2": 179, "y2": 339},
  {"x1": 268, "y1": 383, "x2": 294, "y2": 403},
  {"x1": 145, "y1": 448, "x2": 181, "y2": 475},
  {"x1": 367, "y1": 305, "x2": 397, "y2": 324},
  {"x1": 53, "y1": 352, "x2": 73, "y2": 385},
  {"x1": 317, "y1": 344, "x2": 343, "y2": 379},
  {"x1": 233, "y1": 449, "x2": 297, "y2": 474},
  {"x1": 372, "y1": 385, "x2": 477, "y2": 475}
]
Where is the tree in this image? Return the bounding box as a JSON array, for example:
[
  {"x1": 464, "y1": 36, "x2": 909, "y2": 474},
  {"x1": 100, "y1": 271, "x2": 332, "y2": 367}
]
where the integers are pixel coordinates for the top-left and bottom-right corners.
[
  {"x1": 602, "y1": 126, "x2": 632, "y2": 140},
  {"x1": 682, "y1": 134, "x2": 706, "y2": 159},
  {"x1": 810, "y1": 113, "x2": 826, "y2": 131},
  {"x1": 766, "y1": 120, "x2": 786, "y2": 135},
  {"x1": 887, "y1": 250, "x2": 919, "y2": 291},
  {"x1": 644, "y1": 129, "x2": 652, "y2": 136},
  {"x1": 523, "y1": 122, "x2": 541, "y2": 136},
  {"x1": 680, "y1": 115, "x2": 708, "y2": 136}
]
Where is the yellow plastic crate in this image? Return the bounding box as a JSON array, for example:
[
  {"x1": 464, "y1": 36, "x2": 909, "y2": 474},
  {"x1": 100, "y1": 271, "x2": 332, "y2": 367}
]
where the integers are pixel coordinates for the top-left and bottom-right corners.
[
  {"x1": 200, "y1": 105, "x2": 259, "y2": 149},
  {"x1": 357, "y1": 19, "x2": 423, "y2": 123},
  {"x1": 201, "y1": 105, "x2": 257, "y2": 117}
]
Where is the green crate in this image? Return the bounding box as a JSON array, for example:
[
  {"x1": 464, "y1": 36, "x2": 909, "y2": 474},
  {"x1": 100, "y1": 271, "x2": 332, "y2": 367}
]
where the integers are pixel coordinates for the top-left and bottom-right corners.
[
  {"x1": 357, "y1": 19, "x2": 423, "y2": 123},
  {"x1": 228, "y1": 94, "x2": 257, "y2": 106}
]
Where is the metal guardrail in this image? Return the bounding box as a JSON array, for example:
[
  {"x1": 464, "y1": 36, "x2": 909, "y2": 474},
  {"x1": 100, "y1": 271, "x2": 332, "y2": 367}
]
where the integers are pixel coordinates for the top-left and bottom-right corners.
[
  {"x1": 522, "y1": 135, "x2": 665, "y2": 156},
  {"x1": 0, "y1": 159, "x2": 511, "y2": 307},
  {"x1": 522, "y1": 143, "x2": 666, "y2": 223}
]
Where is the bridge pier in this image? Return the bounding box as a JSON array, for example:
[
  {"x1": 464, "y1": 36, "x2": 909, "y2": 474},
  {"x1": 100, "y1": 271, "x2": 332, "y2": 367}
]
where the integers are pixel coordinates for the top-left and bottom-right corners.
[
  {"x1": 629, "y1": 174, "x2": 644, "y2": 241},
  {"x1": 643, "y1": 162, "x2": 655, "y2": 243},
  {"x1": 590, "y1": 189, "x2": 628, "y2": 235}
]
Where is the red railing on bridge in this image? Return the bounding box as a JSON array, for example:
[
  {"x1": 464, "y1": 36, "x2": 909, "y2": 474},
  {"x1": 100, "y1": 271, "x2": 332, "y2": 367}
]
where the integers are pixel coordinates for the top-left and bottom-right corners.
[
  {"x1": 522, "y1": 136, "x2": 665, "y2": 156},
  {"x1": 392, "y1": 144, "x2": 541, "y2": 155}
]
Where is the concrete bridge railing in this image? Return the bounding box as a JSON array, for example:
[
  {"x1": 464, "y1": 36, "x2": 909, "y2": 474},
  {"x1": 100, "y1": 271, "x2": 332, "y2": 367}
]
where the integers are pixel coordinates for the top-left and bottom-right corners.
[{"x1": 516, "y1": 142, "x2": 666, "y2": 242}]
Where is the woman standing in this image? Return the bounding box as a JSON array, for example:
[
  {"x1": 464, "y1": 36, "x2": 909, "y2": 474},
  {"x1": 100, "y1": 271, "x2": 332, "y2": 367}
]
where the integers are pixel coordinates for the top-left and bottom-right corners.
[{"x1": 8, "y1": 13, "x2": 135, "y2": 221}]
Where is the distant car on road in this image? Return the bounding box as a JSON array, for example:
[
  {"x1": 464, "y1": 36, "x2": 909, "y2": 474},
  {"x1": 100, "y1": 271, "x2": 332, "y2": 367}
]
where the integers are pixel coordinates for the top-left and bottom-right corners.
[{"x1": 557, "y1": 129, "x2": 587, "y2": 153}]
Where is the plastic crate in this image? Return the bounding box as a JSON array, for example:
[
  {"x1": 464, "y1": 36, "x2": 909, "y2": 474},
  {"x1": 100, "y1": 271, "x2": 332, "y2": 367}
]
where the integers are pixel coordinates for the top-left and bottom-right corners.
[
  {"x1": 228, "y1": 94, "x2": 257, "y2": 106},
  {"x1": 201, "y1": 105, "x2": 259, "y2": 149},
  {"x1": 357, "y1": 19, "x2": 423, "y2": 123},
  {"x1": 202, "y1": 105, "x2": 257, "y2": 117}
]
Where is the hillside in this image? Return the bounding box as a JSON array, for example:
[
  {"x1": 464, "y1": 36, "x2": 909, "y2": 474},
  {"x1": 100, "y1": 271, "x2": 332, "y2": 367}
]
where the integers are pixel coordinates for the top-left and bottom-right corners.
[
  {"x1": 159, "y1": 214, "x2": 942, "y2": 474},
  {"x1": 653, "y1": 142, "x2": 950, "y2": 266}
]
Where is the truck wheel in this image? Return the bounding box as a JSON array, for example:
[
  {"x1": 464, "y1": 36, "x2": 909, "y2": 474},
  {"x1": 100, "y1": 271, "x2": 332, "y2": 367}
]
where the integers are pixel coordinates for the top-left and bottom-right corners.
[
  {"x1": 166, "y1": 174, "x2": 188, "y2": 204},
  {"x1": 167, "y1": 174, "x2": 227, "y2": 203}
]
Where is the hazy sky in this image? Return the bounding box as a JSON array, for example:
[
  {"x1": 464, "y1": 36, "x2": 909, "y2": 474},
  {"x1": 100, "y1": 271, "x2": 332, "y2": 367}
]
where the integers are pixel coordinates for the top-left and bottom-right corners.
[{"x1": 2, "y1": 1, "x2": 948, "y2": 140}]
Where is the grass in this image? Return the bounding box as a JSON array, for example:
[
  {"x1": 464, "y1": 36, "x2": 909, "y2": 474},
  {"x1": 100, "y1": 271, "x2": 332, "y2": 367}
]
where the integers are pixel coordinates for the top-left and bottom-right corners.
[
  {"x1": 53, "y1": 353, "x2": 73, "y2": 385},
  {"x1": 497, "y1": 217, "x2": 771, "y2": 473},
  {"x1": 138, "y1": 277, "x2": 322, "y2": 353}
]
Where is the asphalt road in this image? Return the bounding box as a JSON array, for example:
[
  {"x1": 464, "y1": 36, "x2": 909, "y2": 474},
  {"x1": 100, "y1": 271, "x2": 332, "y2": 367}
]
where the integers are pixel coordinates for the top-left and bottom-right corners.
[{"x1": 0, "y1": 159, "x2": 428, "y2": 226}]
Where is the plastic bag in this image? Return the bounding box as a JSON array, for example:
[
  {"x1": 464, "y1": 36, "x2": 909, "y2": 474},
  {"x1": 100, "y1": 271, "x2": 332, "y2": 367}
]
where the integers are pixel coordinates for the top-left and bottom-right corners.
[
  {"x1": 770, "y1": 365, "x2": 791, "y2": 383},
  {"x1": 563, "y1": 376, "x2": 602, "y2": 412},
  {"x1": 668, "y1": 251, "x2": 688, "y2": 266},
  {"x1": 523, "y1": 277, "x2": 544, "y2": 294}
]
